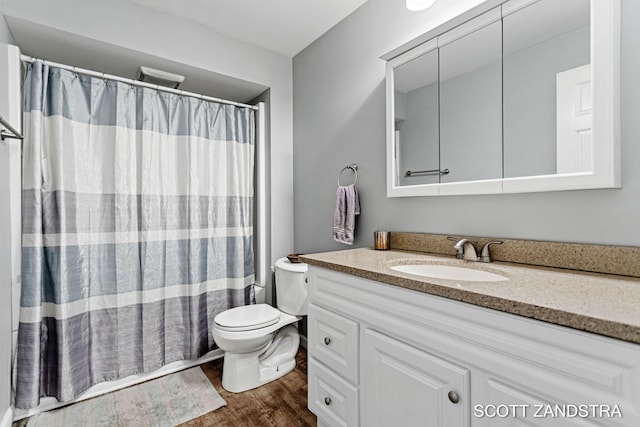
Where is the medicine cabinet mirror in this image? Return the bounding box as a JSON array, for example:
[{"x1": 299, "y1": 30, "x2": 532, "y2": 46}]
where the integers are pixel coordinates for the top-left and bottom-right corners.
[{"x1": 384, "y1": 0, "x2": 620, "y2": 197}]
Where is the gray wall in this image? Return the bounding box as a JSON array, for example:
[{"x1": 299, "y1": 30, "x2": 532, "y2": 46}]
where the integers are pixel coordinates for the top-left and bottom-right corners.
[
  {"x1": 0, "y1": 15, "x2": 12, "y2": 44},
  {"x1": 293, "y1": 0, "x2": 640, "y2": 252}
]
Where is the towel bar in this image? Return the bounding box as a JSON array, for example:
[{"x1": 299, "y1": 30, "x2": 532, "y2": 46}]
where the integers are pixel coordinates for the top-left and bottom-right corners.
[
  {"x1": 0, "y1": 115, "x2": 24, "y2": 141},
  {"x1": 405, "y1": 168, "x2": 449, "y2": 177},
  {"x1": 338, "y1": 164, "x2": 358, "y2": 186}
]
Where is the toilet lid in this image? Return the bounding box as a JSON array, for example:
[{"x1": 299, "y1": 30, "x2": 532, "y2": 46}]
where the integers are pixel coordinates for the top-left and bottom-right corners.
[{"x1": 214, "y1": 304, "x2": 281, "y2": 332}]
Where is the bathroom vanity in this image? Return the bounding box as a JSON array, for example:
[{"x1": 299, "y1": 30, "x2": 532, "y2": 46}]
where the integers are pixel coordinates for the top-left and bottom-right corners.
[{"x1": 301, "y1": 248, "x2": 640, "y2": 427}]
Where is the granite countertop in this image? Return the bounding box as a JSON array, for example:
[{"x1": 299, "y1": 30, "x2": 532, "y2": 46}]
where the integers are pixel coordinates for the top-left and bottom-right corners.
[{"x1": 300, "y1": 248, "x2": 640, "y2": 345}]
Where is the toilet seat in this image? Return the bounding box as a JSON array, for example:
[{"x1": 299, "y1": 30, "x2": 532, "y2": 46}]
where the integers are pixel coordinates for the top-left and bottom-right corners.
[{"x1": 214, "y1": 304, "x2": 281, "y2": 332}]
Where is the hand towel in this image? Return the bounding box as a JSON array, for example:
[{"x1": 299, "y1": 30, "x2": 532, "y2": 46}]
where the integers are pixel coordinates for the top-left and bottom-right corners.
[{"x1": 333, "y1": 184, "x2": 360, "y2": 245}]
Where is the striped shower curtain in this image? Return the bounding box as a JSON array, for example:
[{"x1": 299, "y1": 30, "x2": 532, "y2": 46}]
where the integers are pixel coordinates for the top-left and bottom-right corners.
[{"x1": 15, "y1": 61, "x2": 255, "y2": 409}]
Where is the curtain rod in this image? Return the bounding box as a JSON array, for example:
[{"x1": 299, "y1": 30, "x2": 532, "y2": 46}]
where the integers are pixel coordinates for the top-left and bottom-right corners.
[{"x1": 20, "y1": 55, "x2": 259, "y2": 111}]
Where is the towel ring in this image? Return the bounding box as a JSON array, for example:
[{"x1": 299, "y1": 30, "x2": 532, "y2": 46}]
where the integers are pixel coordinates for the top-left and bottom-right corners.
[{"x1": 337, "y1": 164, "x2": 358, "y2": 186}]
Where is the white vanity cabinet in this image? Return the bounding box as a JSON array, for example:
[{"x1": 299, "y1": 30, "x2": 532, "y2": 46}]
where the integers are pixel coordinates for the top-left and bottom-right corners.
[{"x1": 306, "y1": 266, "x2": 640, "y2": 427}]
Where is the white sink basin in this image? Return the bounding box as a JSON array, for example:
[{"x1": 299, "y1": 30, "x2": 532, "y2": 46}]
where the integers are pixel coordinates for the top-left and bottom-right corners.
[{"x1": 390, "y1": 264, "x2": 508, "y2": 282}]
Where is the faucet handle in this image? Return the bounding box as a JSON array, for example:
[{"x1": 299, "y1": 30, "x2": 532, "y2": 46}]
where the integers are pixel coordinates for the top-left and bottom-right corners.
[{"x1": 480, "y1": 241, "x2": 503, "y2": 263}]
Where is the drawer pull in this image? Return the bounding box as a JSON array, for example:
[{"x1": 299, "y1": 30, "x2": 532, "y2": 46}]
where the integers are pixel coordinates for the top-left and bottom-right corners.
[
  {"x1": 448, "y1": 390, "x2": 460, "y2": 404},
  {"x1": 324, "y1": 396, "x2": 332, "y2": 406},
  {"x1": 324, "y1": 337, "x2": 332, "y2": 345}
]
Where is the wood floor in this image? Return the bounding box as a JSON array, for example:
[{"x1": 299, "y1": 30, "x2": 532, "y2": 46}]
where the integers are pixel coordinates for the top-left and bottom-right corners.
[
  {"x1": 179, "y1": 348, "x2": 317, "y2": 427},
  {"x1": 14, "y1": 348, "x2": 315, "y2": 427}
]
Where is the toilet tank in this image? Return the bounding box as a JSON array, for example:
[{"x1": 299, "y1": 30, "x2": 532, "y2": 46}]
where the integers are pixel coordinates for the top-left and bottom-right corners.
[{"x1": 274, "y1": 258, "x2": 309, "y2": 316}]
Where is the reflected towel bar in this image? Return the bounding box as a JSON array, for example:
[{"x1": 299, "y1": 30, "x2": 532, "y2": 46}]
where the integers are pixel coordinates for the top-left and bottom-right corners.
[
  {"x1": 405, "y1": 168, "x2": 449, "y2": 177},
  {"x1": 0, "y1": 116, "x2": 24, "y2": 141}
]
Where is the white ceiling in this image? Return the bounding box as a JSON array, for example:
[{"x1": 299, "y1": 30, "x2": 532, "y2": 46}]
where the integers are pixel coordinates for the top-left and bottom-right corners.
[{"x1": 130, "y1": 0, "x2": 369, "y2": 57}]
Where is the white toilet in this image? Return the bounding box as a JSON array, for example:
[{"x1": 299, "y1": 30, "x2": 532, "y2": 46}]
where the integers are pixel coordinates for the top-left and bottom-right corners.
[{"x1": 212, "y1": 257, "x2": 308, "y2": 392}]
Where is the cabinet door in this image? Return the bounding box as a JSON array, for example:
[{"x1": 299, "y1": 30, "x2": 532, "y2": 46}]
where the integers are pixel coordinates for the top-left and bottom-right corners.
[{"x1": 362, "y1": 328, "x2": 470, "y2": 427}]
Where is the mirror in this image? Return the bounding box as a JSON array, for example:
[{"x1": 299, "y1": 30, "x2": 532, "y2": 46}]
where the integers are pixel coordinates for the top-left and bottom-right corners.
[
  {"x1": 503, "y1": 0, "x2": 591, "y2": 178},
  {"x1": 385, "y1": 0, "x2": 619, "y2": 197},
  {"x1": 393, "y1": 49, "x2": 439, "y2": 186},
  {"x1": 440, "y1": 19, "x2": 502, "y2": 183}
]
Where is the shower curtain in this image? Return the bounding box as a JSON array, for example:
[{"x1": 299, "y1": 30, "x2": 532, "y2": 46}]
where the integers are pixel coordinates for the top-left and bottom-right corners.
[{"x1": 15, "y1": 61, "x2": 255, "y2": 409}]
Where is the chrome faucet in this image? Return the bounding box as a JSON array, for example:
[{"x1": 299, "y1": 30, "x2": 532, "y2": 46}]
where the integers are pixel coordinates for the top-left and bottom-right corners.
[
  {"x1": 448, "y1": 237, "x2": 503, "y2": 263},
  {"x1": 453, "y1": 238, "x2": 479, "y2": 261}
]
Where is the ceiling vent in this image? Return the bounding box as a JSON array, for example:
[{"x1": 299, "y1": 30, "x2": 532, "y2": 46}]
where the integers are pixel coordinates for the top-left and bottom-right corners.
[{"x1": 137, "y1": 66, "x2": 185, "y2": 89}]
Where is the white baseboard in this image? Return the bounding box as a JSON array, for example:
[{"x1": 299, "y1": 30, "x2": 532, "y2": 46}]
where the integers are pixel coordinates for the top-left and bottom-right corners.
[
  {"x1": 13, "y1": 349, "x2": 224, "y2": 421},
  {"x1": 0, "y1": 407, "x2": 13, "y2": 427},
  {"x1": 299, "y1": 334, "x2": 308, "y2": 349}
]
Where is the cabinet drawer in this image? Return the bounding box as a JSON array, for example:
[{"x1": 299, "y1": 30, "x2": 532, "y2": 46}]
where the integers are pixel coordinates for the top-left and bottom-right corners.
[
  {"x1": 309, "y1": 358, "x2": 359, "y2": 427},
  {"x1": 308, "y1": 304, "x2": 359, "y2": 383}
]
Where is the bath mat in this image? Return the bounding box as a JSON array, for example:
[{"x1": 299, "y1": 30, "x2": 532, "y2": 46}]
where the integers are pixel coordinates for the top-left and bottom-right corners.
[{"x1": 25, "y1": 367, "x2": 226, "y2": 427}]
